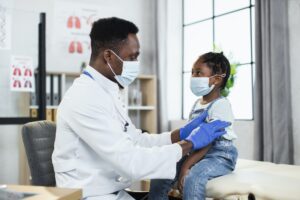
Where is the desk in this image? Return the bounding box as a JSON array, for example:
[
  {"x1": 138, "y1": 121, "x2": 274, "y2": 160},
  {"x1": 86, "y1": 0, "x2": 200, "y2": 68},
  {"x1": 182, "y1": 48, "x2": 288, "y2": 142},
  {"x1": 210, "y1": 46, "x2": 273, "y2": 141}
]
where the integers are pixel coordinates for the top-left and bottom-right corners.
[{"x1": 6, "y1": 185, "x2": 82, "y2": 200}]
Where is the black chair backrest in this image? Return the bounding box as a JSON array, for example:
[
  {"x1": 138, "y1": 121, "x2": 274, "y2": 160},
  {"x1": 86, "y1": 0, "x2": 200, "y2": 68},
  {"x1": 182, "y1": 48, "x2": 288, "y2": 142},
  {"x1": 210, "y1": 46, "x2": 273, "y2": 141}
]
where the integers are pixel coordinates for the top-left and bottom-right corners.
[{"x1": 22, "y1": 121, "x2": 56, "y2": 186}]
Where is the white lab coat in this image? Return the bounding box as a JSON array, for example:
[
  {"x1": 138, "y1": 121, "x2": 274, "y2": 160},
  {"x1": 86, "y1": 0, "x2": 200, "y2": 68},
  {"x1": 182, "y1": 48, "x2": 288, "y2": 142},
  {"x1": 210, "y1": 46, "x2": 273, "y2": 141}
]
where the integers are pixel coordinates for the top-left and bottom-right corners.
[{"x1": 52, "y1": 66, "x2": 182, "y2": 200}]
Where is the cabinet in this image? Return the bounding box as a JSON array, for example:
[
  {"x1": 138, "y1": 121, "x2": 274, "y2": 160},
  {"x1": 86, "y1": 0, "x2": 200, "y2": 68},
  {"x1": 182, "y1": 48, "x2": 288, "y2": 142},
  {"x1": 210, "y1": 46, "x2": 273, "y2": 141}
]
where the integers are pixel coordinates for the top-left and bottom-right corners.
[
  {"x1": 29, "y1": 72, "x2": 80, "y2": 121},
  {"x1": 126, "y1": 75, "x2": 157, "y2": 191},
  {"x1": 127, "y1": 75, "x2": 157, "y2": 133}
]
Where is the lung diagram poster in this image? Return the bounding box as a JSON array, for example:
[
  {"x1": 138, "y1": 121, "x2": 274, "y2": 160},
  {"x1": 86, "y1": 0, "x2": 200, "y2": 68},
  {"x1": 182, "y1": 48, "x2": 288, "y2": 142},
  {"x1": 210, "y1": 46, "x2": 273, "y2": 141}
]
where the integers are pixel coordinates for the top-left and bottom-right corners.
[
  {"x1": 10, "y1": 56, "x2": 35, "y2": 92},
  {"x1": 51, "y1": 1, "x2": 101, "y2": 72}
]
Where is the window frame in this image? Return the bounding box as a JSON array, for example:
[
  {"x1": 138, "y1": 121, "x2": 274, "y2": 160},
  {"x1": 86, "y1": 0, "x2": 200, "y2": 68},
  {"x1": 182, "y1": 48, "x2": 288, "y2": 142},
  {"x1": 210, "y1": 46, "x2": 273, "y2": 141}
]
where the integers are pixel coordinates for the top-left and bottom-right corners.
[{"x1": 182, "y1": 0, "x2": 255, "y2": 120}]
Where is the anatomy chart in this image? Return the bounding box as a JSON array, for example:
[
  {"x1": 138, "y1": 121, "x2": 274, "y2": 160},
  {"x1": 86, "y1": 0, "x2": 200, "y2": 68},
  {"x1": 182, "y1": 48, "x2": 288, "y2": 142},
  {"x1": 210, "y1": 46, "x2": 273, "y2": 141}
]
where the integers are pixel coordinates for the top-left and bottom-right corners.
[
  {"x1": 0, "y1": 0, "x2": 12, "y2": 50},
  {"x1": 51, "y1": 1, "x2": 101, "y2": 72},
  {"x1": 10, "y1": 56, "x2": 35, "y2": 92}
]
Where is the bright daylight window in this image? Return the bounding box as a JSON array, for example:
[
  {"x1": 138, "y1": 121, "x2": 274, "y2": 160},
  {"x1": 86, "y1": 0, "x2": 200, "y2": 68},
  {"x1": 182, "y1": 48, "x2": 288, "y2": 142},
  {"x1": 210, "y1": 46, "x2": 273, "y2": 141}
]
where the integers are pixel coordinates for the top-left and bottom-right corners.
[{"x1": 182, "y1": 0, "x2": 255, "y2": 120}]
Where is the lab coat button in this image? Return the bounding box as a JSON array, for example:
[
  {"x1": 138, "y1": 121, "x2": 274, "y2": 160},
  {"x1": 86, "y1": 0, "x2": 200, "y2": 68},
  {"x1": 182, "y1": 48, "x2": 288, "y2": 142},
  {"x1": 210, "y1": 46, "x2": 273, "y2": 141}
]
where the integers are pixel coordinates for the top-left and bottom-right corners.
[
  {"x1": 115, "y1": 175, "x2": 121, "y2": 182},
  {"x1": 115, "y1": 176, "x2": 128, "y2": 183}
]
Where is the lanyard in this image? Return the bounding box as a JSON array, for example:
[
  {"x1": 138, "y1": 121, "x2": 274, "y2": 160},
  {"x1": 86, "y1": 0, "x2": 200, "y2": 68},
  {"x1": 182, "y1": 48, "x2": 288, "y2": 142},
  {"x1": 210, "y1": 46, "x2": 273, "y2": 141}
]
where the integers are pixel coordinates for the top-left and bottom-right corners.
[
  {"x1": 82, "y1": 70, "x2": 129, "y2": 132},
  {"x1": 83, "y1": 70, "x2": 94, "y2": 80}
]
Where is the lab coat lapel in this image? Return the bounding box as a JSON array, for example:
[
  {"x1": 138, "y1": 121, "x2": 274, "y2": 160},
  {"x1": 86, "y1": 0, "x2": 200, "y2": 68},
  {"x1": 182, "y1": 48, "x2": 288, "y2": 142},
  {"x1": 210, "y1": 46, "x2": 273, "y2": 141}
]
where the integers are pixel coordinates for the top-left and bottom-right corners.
[{"x1": 85, "y1": 66, "x2": 132, "y2": 127}]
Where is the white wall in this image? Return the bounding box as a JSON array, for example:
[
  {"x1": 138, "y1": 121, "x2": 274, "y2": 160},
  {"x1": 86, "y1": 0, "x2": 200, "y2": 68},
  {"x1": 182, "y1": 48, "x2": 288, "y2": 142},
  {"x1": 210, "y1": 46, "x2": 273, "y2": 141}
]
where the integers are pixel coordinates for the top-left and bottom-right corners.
[
  {"x1": 0, "y1": 0, "x2": 156, "y2": 184},
  {"x1": 0, "y1": 0, "x2": 41, "y2": 184},
  {"x1": 233, "y1": 121, "x2": 254, "y2": 159},
  {"x1": 19, "y1": 0, "x2": 156, "y2": 74},
  {"x1": 288, "y1": 0, "x2": 300, "y2": 165},
  {"x1": 0, "y1": 126, "x2": 22, "y2": 184}
]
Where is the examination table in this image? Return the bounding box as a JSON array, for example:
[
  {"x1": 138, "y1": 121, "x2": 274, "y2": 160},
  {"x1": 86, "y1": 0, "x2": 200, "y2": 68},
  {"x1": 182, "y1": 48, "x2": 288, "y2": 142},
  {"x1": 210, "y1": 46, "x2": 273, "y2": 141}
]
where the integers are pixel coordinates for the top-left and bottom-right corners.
[{"x1": 205, "y1": 159, "x2": 300, "y2": 200}]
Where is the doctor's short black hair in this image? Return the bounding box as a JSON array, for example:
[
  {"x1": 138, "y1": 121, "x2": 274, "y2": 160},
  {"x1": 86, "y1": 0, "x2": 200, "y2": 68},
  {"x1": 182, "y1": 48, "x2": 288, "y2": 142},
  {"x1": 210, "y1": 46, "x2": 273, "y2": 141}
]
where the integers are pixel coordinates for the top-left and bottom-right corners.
[
  {"x1": 89, "y1": 17, "x2": 139, "y2": 61},
  {"x1": 196, "y1": 52, "x2": 231, "y2": 89}
]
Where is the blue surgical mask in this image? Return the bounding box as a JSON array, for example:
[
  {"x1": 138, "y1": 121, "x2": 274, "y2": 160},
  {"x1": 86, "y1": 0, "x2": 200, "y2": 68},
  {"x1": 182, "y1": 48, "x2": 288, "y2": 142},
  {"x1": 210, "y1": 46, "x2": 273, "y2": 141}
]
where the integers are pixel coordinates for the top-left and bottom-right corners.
[
  {"x1": 107, "y1": 50, "x2": 139, "y2": 87},
  {"x1": 190, "y1": 74, "x2": 225, "y2": 96},
  {"x1": 190, "y1": 77, "x2": 215, "y2": 96}
]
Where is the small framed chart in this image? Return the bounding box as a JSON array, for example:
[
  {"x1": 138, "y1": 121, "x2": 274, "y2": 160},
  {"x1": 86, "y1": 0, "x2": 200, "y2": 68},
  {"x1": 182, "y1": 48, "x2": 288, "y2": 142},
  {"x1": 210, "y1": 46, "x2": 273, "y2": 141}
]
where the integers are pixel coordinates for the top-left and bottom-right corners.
[{"x1": 10, "y1": 55, "x2": 35, "y2": 92}]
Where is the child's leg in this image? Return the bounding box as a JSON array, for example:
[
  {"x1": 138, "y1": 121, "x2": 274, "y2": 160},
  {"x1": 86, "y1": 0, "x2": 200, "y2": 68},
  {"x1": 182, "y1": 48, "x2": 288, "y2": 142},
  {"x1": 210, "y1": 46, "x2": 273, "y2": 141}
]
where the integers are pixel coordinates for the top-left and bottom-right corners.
[
  {"x1": 148, "y1": 155, "x2": 187, "y2": 200},
  {"x1": 183, "y1": 142, "x2": 237, "y2": 200}
]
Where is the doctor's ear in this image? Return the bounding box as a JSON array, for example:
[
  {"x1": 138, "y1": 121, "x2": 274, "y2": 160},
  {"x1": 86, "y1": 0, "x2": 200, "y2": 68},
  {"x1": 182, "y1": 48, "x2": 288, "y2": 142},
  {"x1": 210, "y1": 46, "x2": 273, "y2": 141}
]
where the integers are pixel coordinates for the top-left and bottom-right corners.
[{"x1": 103, "y1": 50, "x2": 113, "y2": 62}]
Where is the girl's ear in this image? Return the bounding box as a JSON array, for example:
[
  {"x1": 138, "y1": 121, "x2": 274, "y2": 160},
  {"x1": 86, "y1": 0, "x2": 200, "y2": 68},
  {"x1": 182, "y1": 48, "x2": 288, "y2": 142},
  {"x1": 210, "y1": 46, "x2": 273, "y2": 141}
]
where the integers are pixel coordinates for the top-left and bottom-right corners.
[{"x1": 212, "y1": 75, "x2": 223, "y2": 87}]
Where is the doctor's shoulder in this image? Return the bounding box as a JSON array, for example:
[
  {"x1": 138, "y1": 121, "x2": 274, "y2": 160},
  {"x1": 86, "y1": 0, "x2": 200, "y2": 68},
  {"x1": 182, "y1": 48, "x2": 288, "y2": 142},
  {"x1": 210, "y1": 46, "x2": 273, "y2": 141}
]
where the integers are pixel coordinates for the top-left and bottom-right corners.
[{"x1": 62, "y1": 78, "x2": 113, "y2": 111}]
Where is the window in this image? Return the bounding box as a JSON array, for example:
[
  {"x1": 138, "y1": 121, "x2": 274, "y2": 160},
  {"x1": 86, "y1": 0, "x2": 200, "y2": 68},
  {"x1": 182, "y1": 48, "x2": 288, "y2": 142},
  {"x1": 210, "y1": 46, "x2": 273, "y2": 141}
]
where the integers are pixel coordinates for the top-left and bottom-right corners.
[{"x1": 182, "y1": 0, "x2": 255, "y2": 120}]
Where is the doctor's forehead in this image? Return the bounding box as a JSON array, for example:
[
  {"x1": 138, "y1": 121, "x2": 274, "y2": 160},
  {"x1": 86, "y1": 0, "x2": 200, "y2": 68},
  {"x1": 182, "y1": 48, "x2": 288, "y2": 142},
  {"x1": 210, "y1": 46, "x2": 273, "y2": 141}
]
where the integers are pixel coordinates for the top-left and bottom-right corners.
[{"x1": 120, "y1": 34, "x2": 140, "y2": 57}]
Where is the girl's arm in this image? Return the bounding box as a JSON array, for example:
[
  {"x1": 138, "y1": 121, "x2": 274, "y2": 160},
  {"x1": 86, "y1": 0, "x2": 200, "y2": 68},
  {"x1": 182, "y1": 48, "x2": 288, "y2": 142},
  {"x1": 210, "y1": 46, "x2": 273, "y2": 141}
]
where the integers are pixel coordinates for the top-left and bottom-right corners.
[
  {"x1": 182, "y1": 144, "x2": 211, "y2": 169},
  {"x1": 178, "y1": 144, "x2": 211, "y2": 192}
]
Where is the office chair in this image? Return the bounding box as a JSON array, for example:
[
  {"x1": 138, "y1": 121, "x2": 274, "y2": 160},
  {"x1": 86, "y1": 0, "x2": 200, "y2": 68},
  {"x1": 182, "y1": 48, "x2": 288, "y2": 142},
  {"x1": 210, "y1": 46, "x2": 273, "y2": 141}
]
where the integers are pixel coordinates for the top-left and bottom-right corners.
[{"x1": 22, "y1": 120, "x2": 56, "y2": 186}]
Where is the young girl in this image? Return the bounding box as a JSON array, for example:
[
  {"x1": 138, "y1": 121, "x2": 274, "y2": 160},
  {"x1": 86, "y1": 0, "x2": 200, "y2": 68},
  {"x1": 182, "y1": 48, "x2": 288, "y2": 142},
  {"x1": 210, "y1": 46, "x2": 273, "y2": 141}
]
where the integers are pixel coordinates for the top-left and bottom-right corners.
[{"x1": 149, "y1": 52, "x2": 238, "y2": 200}]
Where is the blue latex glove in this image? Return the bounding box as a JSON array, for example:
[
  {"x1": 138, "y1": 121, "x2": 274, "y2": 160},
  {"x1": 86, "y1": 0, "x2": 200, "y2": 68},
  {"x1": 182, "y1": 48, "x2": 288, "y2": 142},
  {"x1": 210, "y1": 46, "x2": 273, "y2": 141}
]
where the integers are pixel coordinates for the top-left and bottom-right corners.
[
  {"x1": 179, "y1": 110, "x2": 208, "y2": 140},
  {"x1": 185, "y1": 120, "x2": 230, "y2": 150}
]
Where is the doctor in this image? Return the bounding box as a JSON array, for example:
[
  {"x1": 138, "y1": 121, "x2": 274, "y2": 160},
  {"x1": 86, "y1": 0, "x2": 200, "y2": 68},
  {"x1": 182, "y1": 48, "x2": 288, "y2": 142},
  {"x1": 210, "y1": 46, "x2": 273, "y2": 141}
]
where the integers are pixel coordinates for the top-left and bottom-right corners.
[{"x1": 52, "y1": 17, "x2": 230, "y2": 200}]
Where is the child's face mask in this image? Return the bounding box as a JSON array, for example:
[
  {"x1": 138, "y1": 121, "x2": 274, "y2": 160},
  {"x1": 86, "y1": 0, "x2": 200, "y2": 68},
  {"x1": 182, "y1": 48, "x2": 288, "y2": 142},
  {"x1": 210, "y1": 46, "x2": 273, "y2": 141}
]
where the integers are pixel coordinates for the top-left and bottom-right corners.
[{"x1": 190, "y1": 74, "x2": 225, "y2": 96}]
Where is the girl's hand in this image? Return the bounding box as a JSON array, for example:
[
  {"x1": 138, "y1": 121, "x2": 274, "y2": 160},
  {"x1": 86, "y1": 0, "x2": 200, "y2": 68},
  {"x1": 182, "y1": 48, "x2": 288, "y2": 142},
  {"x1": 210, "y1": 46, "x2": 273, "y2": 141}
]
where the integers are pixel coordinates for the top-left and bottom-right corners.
[{"x1": 178, "y1": 168, "x2": 190, "y2": 193}]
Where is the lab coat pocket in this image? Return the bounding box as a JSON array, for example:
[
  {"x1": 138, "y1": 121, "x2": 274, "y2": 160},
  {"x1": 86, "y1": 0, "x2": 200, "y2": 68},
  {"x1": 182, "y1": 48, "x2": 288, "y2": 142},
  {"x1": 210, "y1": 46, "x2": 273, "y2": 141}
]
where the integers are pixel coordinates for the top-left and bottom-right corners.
[
  {"x1": 55, "y1": 168, "x2": 77, "y2": 186},
  {"x1": 53, "y1": 159, "x2": 76, "y2": 172}
]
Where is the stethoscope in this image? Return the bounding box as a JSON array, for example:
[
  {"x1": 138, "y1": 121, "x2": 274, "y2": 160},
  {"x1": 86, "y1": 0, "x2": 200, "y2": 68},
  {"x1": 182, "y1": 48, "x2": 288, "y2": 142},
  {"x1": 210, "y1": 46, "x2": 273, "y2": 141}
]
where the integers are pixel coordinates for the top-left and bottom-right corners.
[{"x1": 83, "y1": 70, "x2": 129, "y2": 132}]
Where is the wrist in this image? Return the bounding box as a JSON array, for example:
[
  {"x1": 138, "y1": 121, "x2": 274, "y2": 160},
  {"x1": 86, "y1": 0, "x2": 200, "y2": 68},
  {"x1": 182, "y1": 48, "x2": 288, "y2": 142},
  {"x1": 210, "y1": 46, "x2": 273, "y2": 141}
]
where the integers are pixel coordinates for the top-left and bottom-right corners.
[
  {"x1": 171, "y1": 129, "x2": 181, "y2": 143},
  {"x1": 178, "y1": 140, "x2": 193, "y2": 156}
]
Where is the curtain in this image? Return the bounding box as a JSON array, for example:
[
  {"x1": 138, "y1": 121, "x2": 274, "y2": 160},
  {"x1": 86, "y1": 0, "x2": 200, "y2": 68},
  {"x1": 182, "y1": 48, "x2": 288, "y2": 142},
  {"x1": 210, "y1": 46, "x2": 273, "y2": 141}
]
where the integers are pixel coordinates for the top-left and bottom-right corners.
[{"x1": 254, "y1": 0, "x2": 294, "y2": 164}]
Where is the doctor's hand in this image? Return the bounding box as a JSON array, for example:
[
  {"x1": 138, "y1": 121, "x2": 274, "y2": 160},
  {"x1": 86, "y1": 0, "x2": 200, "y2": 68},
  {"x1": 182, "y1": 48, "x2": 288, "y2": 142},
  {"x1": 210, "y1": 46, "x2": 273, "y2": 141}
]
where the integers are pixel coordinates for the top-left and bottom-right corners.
[
  {"x1": 179, "y1": 110, "x2": 208, "y2": 140},
  {"x1": 185, "y1": 120, "x2": 230, "y2": 150}
]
